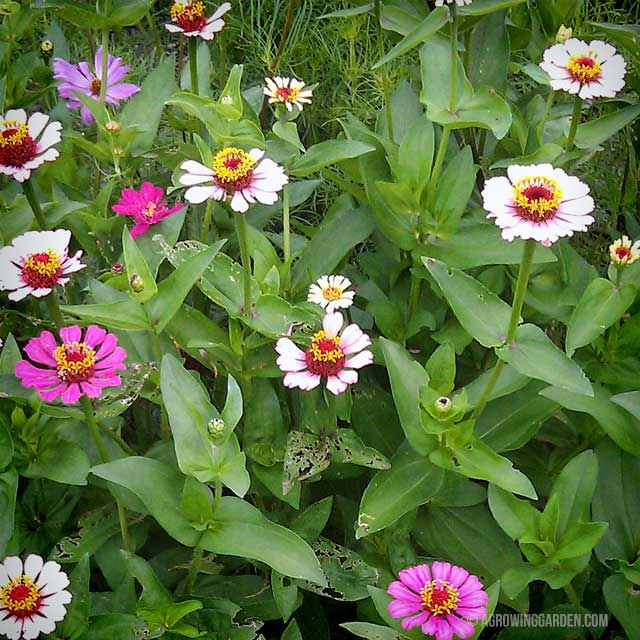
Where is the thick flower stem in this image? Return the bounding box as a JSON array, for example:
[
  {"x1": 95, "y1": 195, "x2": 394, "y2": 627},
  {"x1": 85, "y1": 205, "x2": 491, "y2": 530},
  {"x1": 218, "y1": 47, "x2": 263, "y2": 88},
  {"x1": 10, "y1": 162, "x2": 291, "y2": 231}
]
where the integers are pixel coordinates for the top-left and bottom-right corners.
[
  {"x1": 80, "y1": 395, "x2": 131, "y2": 552},
  {"x1": 22, "y1": 180, "x2": 48, "y2": 229},
  {"x1": 564, "y1": 582, "x2": 586, "y2": 614},
  {"x1": 184, "y1": 544, "x2": 204, "y2": 595},
  {"x1": 449, "y1": 4, "x2": 458, "y2": 112},
  {"x1": 99, "y1": 30, "x2": 109, "y2": 105},
  {"x1": 374, "y1": 0, "x2": 395, "y2": 143},
  {"x1": 235, "y1": 212, "x2": 253, "y2": 316},
  {"x1": 565, "y1": 94, "x2": 582, "y2": 151},
  {"x1": 188, "y1": 37, "x2": 199, "y2": 95},
  {"x1": 44, "y1": 296, "x2": 65, "y2": 329},
  {"x1": 538, "y1": 89, "x2": 555, "y2": 138},
  {"x1": 202, "y1": 200, "x2": 214, "y2": 243},
  {"x1": 472, "y1": 240, "x2": 536, "y2": 421},
  {"x1": 149, "y1": 324, "x2": 171, "y2": 440}
]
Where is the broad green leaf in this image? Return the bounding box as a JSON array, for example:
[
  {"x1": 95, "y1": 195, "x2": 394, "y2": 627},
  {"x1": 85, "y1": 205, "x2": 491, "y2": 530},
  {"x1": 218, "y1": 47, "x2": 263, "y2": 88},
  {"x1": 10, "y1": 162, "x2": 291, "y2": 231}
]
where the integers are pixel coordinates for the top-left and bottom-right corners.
[
  {"x1": 433, "y1": 146, "x2": 476, "y2": 233},
  {"x1": 281, "y1": 620, "x2": 304, "y2": 640},
  {"x1": 552, "y1": 521, "x2": 608, "y2": 561},
  {"x1": 0, "y1": 470, "x2": 17, "y2": 557},
  {"x1": 320, "y1": 3, "x2": 374, "y2": 18},
  {"x1": 340, "y1": 623, "x2": 401, "y2": 640},
  {"x1": 458, "y1": 0, "x2": 527, "y2": 15},
  {"x1": 272, "y1": 570, "x2": 300, "y2": 623},
  {"x1": 424, "y1": 257, "x2": 512, "y2": 347},
  {"x1": 566, "y1": 277, "x2": 636, "y2": 355},
  {"x1": 394, "y1": 116, "x2": 434, "y2": 195},
  {"x1": 216, "y1": 64, "x2": 244, "y2": 120},
  {"x1": 283, "y1": 431, "x2": 331, "y2": 495},
  {"x1": 0, "y1": 417, "x2": 14, "y2": 470},
  {"x1": 290, "y1": 140, "x2": 376, "y2": 177},
  {"x1": 60, "y1": 299, "x2": 150, "y2": 331},
  {"x1": 603, "y1": 575, "x2": 640, "y2": 640},
  {"x1": 330, "y1": 430, "x2": 389, "y2": 469},
  {"x1": 541, "y1": 385, "x2": 640, "y2": 456},
  {"x1": 380, "y1": 339, "x2": 437, "y2": 455},
  {"x1": 488, "y1": 485, "x2": 540, "y2": 541},
  {"x1": 575, "y1": 104, "x2": 640, "y2": 149},
  {"x1": 24, "y1": 438, "x2": 90, "y2": 486},
  {"x1": 122, "y1": 228, "x2": 157, "y2": 303},
  {"x1": 425, "y1": 342, "x2": 456, "y2": 396},
  {"x1": 273, "y1": 121, "x2": 305, "y2": 152},
  {"x1": 589, "y1": 22, "x2": 640, "y2": 61},
  {"x1": 356, "y1": 443, "x2": 444, "y2": 538},
  {"x1": 468, "y1": 11, "x2": 509, "y2": 93},
  {"x1": 135, "y1": 208, "x2": 186, "y2": 277},
  {"x1": 290, "y1": 496, "x2": 334, "y2": 543},
  {"x1": 244, "y1": 294, "x2": 318, "y2": 338},
  {"x1": 58, "y1": 554, "x2": 90, "y2": 640},
  {"x1": 496, "y1": 324, "x2": 593, "y2": 396}
]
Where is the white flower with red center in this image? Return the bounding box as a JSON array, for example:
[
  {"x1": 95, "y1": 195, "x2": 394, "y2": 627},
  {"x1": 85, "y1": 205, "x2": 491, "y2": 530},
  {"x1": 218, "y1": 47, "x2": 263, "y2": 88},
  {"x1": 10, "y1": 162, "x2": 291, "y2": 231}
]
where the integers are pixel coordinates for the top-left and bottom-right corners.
[
  {"x1": 276, "y1": 312, "x2": 373, "y2": 395},
  {"x1": 610, "y1": 235, "x2": 640, "y2": 268},
  {"x1": 264, "y1": 77, "x2": 313, "y2": 112},
  {"x1": 307, "y1": 275, "x2": 355, "y2": 313},
  {"x1": 166, "y1": 1, "x2": 231, "y2": 40},
  {"x1": 539, "y1": 38, "x2": 626, "y2": 100},
  {"x1": 0, "y1": 110, "x2": 61, "y2": 183},
  {"x1": 179, "y1": 146, "x2": 288, "y2": 213},
  {"x1": 0, "y1": 230, "x2": 85, "y2": 302},
  {"x1": 435, "y1": 0, "x2": 472, "y2": 6},
  {"x1": 481, "y1": 163, "x2": 595, "y2": 247},
  {"x1": 0, "y1": 555, "x2": 71, "y2": 640}
]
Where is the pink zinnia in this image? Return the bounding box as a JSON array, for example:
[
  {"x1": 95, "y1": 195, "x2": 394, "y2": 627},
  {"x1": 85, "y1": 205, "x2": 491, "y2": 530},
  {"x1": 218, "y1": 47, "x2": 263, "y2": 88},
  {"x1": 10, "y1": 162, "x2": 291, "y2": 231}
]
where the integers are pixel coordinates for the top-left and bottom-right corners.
[
  {"x1": 53, "y1": 46, "x2": 140, "y2": 126},
  {"x1": 276, "y1": 312, "x2": 373, "y2": 395},
  {"x1": 15, "y1": 325, "x2": 126, "y2": 405},
  {"x1": 388, "y1": 562, "x2": 488, "y2": 640},
  {"x1": 112, "y1": 182, "x2": 184, "y2": 238}
]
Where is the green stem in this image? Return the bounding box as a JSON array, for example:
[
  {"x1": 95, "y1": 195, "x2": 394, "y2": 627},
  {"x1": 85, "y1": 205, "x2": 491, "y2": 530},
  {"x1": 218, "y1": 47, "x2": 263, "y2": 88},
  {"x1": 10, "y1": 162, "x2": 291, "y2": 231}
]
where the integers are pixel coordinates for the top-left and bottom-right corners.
[
  {"x1": 538, "y1": 89, "x2": 555, "y2": 138},
  {"x1": 565, "y1": 94, "x2": 582, "y2": 151},
  {"x1": 202, "y1": 200, "x2": 214, "y2": 243},
  {"x1": 428, "y1": 127, "x2": 451, "y2": 203},
  {"x1": 150, "y1": 328, "x2": 171, "y2": 440},
  {"x1": 282, "y1": 185, "x2": 291, "y2": 267},
  {"x1": 44, "y1": 295, "x2": 65, "y2": 329},
  {"x1": 99, "y1": 30, "x2": 109, "y2": 105},
  {"x1": 188, "y1": 37, "x2": 199, "y2": 95},
  {"x1": 184, "y1": 544, "x2": 204, "y2": 595},
  {"x1": 22, "y1": 180, "x2": 48, "y2": 229},
  {"x1": 374, "y1": 0, "x2": 395, "y2": 143},
  {"x1": 147, "y1": 12, "x2": 162, "y2": 60},
  {"x1": 449, "y1": 4, "x2": 458, "y2": 112},
  {"x1": 408, "y1": 266, "x2": 421, "y2": 323},
  {"x1": 564, "y1": 582, "x2": 586, "y2": 614},
  {"x1": 80, "y1": 395, "x2": 131, "y2": 552},
  {"x1": 472, "y1": 240, "x2": 536, "y2": 420},
  {"x1": 218, "y1": 28, "x2": 227, "y2": 91},
  {"x1": 215, "y1": 479, "x2": 222, "y2": 504},
  {"x1": 235, "y1": 213, "x2": 253, "y2": 316}
]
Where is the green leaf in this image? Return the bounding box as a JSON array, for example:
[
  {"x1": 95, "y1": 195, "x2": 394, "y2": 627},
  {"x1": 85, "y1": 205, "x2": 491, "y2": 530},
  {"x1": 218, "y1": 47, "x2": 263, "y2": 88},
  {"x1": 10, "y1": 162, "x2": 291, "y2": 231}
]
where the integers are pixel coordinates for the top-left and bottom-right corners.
[
  {"x1": 122, "y1": 228, "x2": 157, "y2": 303},
  {"x1": 281, "y1": 620, "x2": 304, "y2": 640},
  {"x1": 330, "y1": 429, "x2": 389, "y2": 470},
  {"x1": 468, "y1": 11, "x2": 509, "y2": 93},
  {"x1": 0, "y1": 470, "x2": 17, "y2": 557},
  {"x1": 603, "y1": 575, "x2": 640, "y2": 640},
  {"x1": 372, "y1": 7, "x2": 448, "y2": 68},
  {"x1": 488, "y1": 485, "x2": 540, "y2": 541},
  {"x1": 496, "y1": 324, "x2": 593, "y2": 396},
  {"x1": 0, "y1": 417, "x2": 14, "y2": 470},
  {"x1": 60, "y1": 299, "x2": 150, "y2": 331},
  {"x1": 566, "y1": 277, "x2": 636, "y2": 355},
  {"x1": 290, "y1": 140, "x2": 376, "y2": 177},
  {"x1": 283, "y1": 431, "x2": 332, "y2": 495},
  {"x1": 24, "y1": 437, "x2": 91, "y2": 486},
  {"x1": 552, "y1": 521, "x2": 608, "y2": 561},
  {"x1": 290, "y1": 496, "x2": 334, "y2": 542},
  {"x1": 458, "y1": 0, "x2": 527, "y2": 16},
  {"x1": 424, "y1": 257, "x2": 512, "y2": 347},
  {"x1": 425, "y1": 342, "x2": 456, "y2": 396},
  {"x1": 272, "y1": 570, "x2": 300, "y2": 623},
  {"x1": 394, "y1": 116, "x2": 434, "y2": 195},
  {"x1": 273, "y1": 121, "x2": 305, "y2": 152},
  {"x1": 380, "y1": 339, "x2": 437, "y2": 455},
  {"x1": 340, "y1": 623, "x2": 401, "y2": 640},
  {"x1": 433, "y1": 146, "x2": 476, "y2": 233},
  {"x1": 216, "y1": 64, "x2": 244, "y2": 120},
  {"x1": 367, "y1": 587, "x2": 424, "y2": 640},
  {"x1": 541, "y1": 385, "x2": 640, "y2": 456},
  {"x1": 58, "y1": 554, "x2": 90, "y2": 640},
  {"x1": 356, "y1": 442, "x2": 444, "y2": 538},
  {"x1": 575, "y1": 105, "x2": 640, "y2": 150},
  {"x1": 320, "y1": 3, "x2": 373, "y2": 18}
]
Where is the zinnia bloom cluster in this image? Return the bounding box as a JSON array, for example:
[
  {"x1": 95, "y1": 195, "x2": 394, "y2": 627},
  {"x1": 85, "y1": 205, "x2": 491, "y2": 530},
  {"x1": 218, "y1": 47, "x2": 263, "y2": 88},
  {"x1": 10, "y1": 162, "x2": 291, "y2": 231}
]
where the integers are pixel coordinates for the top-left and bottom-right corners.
[
  {"x1": 112, "y1": 182, "x2": 184, "y2": 238},
  {"x1": 276, "y1": 312, "x2": 373, "y2": 395},
  {"x1": 0, "y1": 230, "x2": 85, "y2": 302},
  {"x1": 179, "y1": 147, "x2": 288, "y2": 213},
  {"x1": 16, "y1": 325, "x2": 126, "y2": 405},
  {"x1": 0, "y1": 110, "x2": 61, "y2": 183},
  {"x1": 166, "y1": 1, "x2": 231, "y2": 39},
  {"x1": 388, "y1": 562, "x2": 487, "y2": 640},
  {"x1": 540, "y1": 39, "x2": 626, "y2": 99},
  {"x1": 0, "y1": 555, "x2": 71, "y2": 640},
  {"x1": 307, "y1": 275, "x2": 355, "y2": 313},
  {"x1": 264, "y1": 77, "x2": 313, "y2": 112},
  {"x1": 53, "y1": 46, "x2": 140, "y2": 126},
  {"x1": 481, "y1": 163, "x2": 595, "y2": 247}
]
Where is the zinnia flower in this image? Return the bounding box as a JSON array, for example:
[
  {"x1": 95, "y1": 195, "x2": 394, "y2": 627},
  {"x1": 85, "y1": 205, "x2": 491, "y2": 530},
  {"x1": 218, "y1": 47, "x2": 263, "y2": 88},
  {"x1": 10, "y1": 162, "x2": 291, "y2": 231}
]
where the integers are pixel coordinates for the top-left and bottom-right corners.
[
  {"x1": 0, "y1": 230, "x2": 85, "y2": 302},
  {"x1": 15, "y1": 325, "x2": 126, "y2": 405},
  {"x1": 112, "y1": 182, "x2": 184, "y2": 238},
  {"x1": 53, "y1": 46, "x2": 140, "y2": 126},
  {"x1": 264, "y1": 77, "x2": 313, "y2": 112},
  {"x1": 166, "y1": 1, "x2": 231, "y2": 40},
  {"x1": 0, "y1": 554, "x2": 71, "y2": 640},
  {"x1": 388, "y1": 562, "x2": 488, "y2": 640},
  {"x1": 307, "y1": 275, "x2": 355, "y2": 313},
  {"x1": 435, "y1": 0, "x2": 472, "y2": 6},
  {"x1": 276, "y1": 312, "x2": 373, "y2": 395},
  {"x1": 179, "y1": 147, "x2": 288, "y2": 213},
  {"x1": 0, "y1": 110, "x2": 61, "y2": 183},
  {"x1": 481, "y1": 163, "x2": 595, "y2": 247},
  {"x1": 609, "y1": 235, "x2": 640, "y2": 268},
  {"x1": 539, "y1": 39, "x2": 626, "y2": 100}
]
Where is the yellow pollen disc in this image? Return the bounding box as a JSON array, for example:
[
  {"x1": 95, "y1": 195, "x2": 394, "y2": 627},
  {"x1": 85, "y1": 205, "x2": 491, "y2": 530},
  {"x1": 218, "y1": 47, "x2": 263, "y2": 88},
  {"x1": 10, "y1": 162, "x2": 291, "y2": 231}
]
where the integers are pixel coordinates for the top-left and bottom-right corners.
[
  {"x1": 171, "y1": 0, "x2": 205, "y2": 20},
  {"x1": 309, "y1": 331, "x2": 344, "y2": 363},
  {"x1": 276, "y1": 86, "x2": 301, "y2": 103},
  {"x1": 0, "y1": 121, "x2": 28, "y2": 147},
  {"x1": 54, "y1": 341, "x2": 96, "y2": 383},
  {"x1": 24, "y1": 249, "x2": 61, "y2": 277},
  {"x1": 512, "y1": 176, "x2": 563, "y2": 221},
  {"x1": 322, "y1": 286, "x2": 343, "y2": 302},
  {"x1": 213, "y1": 147, "x2": 256, "y2": 183},
  {"x1": 1, "y1": 575, "x2": 41, "y2": 615},
  {"x1": 142, "y1": 202, "x2": 157, "y2": 220},
  {"x1": 420, "y1": 580, "x2": 459, "y2": 616},
  {"x1": 567, "y1": 53, "x2": 601, "y2": 84}
]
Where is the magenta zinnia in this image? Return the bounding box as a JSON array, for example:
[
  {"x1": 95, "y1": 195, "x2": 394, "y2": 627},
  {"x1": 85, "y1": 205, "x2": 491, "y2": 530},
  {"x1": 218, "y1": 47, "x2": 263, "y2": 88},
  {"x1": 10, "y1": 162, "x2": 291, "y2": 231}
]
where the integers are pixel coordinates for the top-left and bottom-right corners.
[
  {"x1": 53, "y1": 46, "x2": 140, "y2": 126},
  {"x1": 481, "y1": 163, "x2": 595, "y2": 247},
  {"x1": 0, "y1": 554, "x2": 71, "y2": 640},
  {"x1": 276, "y1": 312, "x2": 373, "y2": 395},
  {"x1": 15, "y1": 325, "x2": 126, "y2": 405},
  {"x1": 388, "y1": 562, "x2": 488, "y2": 640},
  {"x1": 112, "y1": 182, "x2": 184, "y2": 238}
]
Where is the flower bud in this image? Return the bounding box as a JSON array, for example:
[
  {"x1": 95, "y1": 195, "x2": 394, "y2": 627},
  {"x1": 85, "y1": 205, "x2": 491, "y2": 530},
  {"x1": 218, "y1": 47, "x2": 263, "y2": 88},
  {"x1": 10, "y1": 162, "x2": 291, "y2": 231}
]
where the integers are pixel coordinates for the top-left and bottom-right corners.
[
  {"x1": 111, "y1": 262, "x2": 124, "y2": 274},
  {"x1": 434, "y1": 396, "x2": 452, "y2": 416},
  {"x1": 207, "y1": 418, "x2": 226, "y2": 439},
  {"x1": 555, "y1": 25, "x2": 572, "y2": 44},
  {"x1": 129, "y1": 274, "x2": 145, "y2": 293},
  {"x1": 105, "y1": 120, "x2": 121, "y2": 135},
  {"x1": 11, "y1": 406, "x2": 27, "y2": 428},
  {"x1": 40, "y1": 40, "x2": 54, "y2": 56},
  {"x1": 113, "y1": 146, "x2": 125, "y2": 157}
]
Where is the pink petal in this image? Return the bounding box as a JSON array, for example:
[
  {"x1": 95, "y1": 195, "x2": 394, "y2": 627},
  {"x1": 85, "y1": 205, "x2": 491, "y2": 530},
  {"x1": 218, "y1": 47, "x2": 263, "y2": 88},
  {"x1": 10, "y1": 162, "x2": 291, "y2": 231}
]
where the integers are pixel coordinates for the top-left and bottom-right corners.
[
  {"x1": 387, "y1": 582, "x2": 421, "y2": 603},
  {"x1": 388, "y1": 599, "x2": 422, "y2": 618},
  {"x1": 402, "y1": 611, "x2": 430, "y2": 630},
  {"x1": 399, "y1": 565, "x2": 431, "y2": 592},
  {"x1": 83, "y1": 325, "x2": 107, "y2": 347},
  {"x1": 60, "y1": 383, "x2": 81, "y2": 404},
  {"x1": 446, "y1": 614, "x2": 475, "y2": 639},
  {"x1": 59, "y1": 326, "x2": 81, "y2": 343}
]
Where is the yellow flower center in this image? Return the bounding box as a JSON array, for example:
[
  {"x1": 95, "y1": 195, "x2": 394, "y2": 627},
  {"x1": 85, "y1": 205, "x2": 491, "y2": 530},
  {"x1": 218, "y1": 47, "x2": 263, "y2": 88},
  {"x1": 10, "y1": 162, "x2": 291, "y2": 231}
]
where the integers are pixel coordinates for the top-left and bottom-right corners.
[
  {"x1": 1, "y1": 575, "x2": 41, "y2": 617},
  {"x1": 322, "y1": 286, "x2": 343, "y2": 302},
  {"x1": 54, "y1": 341, "x2": 96, "y2": 383},
  {"x1": 22, "y1": 249, "x2": 63, "y2": 289},
  {"x1": 170, "y1": 1, "x2": 206, "y2": 31},
  {"x1": 0, "y1": 120, "x2": 38, "y2": 167},
  {"x1": 142, "y1": 202, "x2": 157, "y2": 220},
  {"x1": 213, "y1": 147, "x2": 256, "y2": 190},
  {"x1": 420, "y1": 580, "x2": 459, "y2": 616},
  {"x1": 512, "y1": 176, "x2": 563, "y2": 222},
  {"x1": 305, "y1": 330, "x2": 345, "y2": 377},
  {"x1": 0, "y1": 121, "x2": 28, "y2": 147},
  {"x1": 567, "y1": 54, "x2": 601, "y2": 84},
  {"x1": 275, "y1": 86, "x2": 300, "y2": 104}
]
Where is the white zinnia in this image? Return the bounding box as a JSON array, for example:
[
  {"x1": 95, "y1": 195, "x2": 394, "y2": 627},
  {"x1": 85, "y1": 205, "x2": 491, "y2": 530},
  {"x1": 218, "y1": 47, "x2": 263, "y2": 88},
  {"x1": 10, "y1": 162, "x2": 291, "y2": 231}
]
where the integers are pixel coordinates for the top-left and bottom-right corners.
[{"x1": 307, "y1": 275, "x2": 355, "y2": 313}]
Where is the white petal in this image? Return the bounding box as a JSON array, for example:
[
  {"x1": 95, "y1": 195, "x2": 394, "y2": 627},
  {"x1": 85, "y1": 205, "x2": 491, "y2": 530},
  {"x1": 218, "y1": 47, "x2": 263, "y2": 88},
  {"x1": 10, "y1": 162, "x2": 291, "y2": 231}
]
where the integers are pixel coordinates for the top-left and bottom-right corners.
[
  {"x1": 346, "y1": 350, "x2": 374, "y2": 369},
  {"x1": 325, "y1": 375, "x2": 348, "y2": 395},
  {"x1": 230, "y1": 190, "x2": 249, "y2": 213},
  {"x1": 323, "y1": 312, "x2": 344, "y2": 337},
  {"x1": 0, "y1": 617, "x2": 21, "y2": 640},
  {"x1": 180, "y1": 160, "x2": 214, "y2": 176},
  {"x1": 4, "y1": 109, "x2": 27, "y2": 124},
  {"x1": 27, "y1": 112, "x2": 50, "y2": 139},
  {"x1": 23, "y1": 555, "x2": 44, "y2": 580},
  {"x1": 184, "y1": 185, "x2": 218, "y2": 204},
  {"x1": 3, "y1": 557, "x2": 23, "y2": 580}
]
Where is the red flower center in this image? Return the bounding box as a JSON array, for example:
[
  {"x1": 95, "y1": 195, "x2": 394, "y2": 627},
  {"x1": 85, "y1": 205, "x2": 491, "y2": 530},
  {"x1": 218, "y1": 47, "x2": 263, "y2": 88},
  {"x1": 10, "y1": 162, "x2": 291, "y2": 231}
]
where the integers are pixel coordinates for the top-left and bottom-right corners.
[
  {"x1": 616, "y1": 247, "x2": 631, "y2": 260},
  {"x1": 22, "y1": 250, "x2": 63, "y2": 289},
  {"x1": 213, "y1": 147, "x2": 256, "y2": 192},
  {"x1": 512, "y1": 176, "x2": 563, "y2": 222},
  {"x1": 276, "y1": 87, "x2": 294, "y2": 100},
  {"x1": 305, "y1": 330, "x2": 345, "y2": 377},
  {"x1": 171, "y1": 1, "x2": 207, "y2": 32},
  {"x1": 0, "y1": 121, "x2": 37, "y2": 168},
  {"x1": 55, "y1": 341, "x2": 96, "y2": 383},
  {"x1": 420, "y1": 580, "x2": 459, "y2": 616},
  {"x1": 1, "y1": 576, "x2": 41, "y2": 617},
  {"x1": 567, "y1": 54, "x2": 601, "y2": 84},
  {"x1": 322, "y1": 285, "x2": 343, "y2": 302}
]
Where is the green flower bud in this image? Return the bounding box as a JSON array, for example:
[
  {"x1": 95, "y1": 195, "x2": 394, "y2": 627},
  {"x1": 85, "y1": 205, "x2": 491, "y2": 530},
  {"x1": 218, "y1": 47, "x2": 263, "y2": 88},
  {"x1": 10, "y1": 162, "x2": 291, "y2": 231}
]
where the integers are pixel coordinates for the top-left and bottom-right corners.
[
  {"x1": 434, "y1": 396, "x2": 452, "y2": 416},
  {"x1": 129, "y1": 274, "x2": 145, "y2": 293},
  {"x1": 207, "y1": 418, "x2": 225, "y2": 439}
]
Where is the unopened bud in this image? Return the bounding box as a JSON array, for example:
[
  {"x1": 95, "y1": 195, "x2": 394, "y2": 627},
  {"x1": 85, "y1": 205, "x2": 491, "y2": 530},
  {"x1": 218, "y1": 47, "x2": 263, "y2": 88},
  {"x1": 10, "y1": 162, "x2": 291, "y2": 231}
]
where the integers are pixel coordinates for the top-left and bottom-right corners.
[
  {"x1": 40, "y1": 40, "x2": 54, "y2": 55},
  {"x1": 129, "y1": 274, "x2": 145, "y2": 293},
  {"x1": 11, "y1": 406, "x2": 27, "y2": 428},
  {"x1": 434, "y1": 396, "x2": 452, "y2": 415},
  {"x1": 221, "y1": 95, "x2": 233, "y2": 104},
  {"x1": 112, "y1": 262, "x2": 124, "y2": 274},
  {"x1": 555, "y1": 25, "x2": 572, "y2": 44},
  {"x1": 113, "y1": 146, "x2": 125, "y2": 157},
  {"x1": 105, "y1": 120, "x2": 121, "y2": 135},
  {"x1": 207, "y1": 418, "x2": 225, "y2": 439}
]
